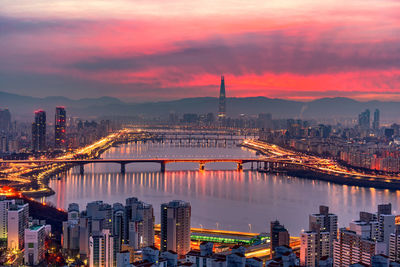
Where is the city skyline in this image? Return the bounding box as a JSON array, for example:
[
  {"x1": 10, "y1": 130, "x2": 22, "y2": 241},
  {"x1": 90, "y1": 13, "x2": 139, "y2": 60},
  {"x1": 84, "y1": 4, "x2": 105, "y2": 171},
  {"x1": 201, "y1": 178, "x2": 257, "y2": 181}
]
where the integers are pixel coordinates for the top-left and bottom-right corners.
[
  {"x1": 3, "y1": 1, "x2": 400, "y2": 266},
  {"x1": 1, "y1": 0, "x2": 400, "y2": 101}
]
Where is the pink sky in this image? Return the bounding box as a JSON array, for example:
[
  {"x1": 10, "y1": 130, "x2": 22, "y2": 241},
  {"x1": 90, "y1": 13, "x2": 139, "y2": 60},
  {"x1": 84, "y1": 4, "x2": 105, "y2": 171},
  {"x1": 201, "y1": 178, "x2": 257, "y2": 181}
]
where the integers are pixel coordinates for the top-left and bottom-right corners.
[{"x1": 1, "y1": 0, "x2": 400, "y2": 101}]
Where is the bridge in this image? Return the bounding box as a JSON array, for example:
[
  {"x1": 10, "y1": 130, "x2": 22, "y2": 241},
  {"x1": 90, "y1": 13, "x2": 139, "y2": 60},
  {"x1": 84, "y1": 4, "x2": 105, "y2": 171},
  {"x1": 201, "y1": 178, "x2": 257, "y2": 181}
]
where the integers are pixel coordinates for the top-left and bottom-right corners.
[
  {"x1": 151, "y1": 136, "x2": 247, "y2": 144},
  {"x1": 1, "y1": 158, "x2": 287, "y2": 175}
]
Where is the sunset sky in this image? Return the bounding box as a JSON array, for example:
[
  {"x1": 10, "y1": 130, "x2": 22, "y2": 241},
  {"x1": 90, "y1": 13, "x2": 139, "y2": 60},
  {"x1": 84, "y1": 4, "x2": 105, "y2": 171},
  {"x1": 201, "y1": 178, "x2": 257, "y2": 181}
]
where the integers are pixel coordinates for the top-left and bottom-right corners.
[{"x1": 1, "y1": 0, "x2": 400, "y2": 101}]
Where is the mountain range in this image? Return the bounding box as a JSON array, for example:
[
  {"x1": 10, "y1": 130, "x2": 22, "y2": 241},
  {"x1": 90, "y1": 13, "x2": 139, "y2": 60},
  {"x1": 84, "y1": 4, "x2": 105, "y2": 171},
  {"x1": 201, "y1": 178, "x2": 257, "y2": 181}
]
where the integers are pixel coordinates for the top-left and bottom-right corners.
[{"x1": 1, "y1": 91, "x2": 399, "y2": 123}]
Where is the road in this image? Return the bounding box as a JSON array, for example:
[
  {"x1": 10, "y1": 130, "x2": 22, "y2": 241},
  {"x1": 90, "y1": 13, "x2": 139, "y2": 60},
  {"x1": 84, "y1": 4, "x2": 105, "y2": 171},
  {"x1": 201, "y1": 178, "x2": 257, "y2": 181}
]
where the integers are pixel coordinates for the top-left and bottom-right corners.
[{"x1": 243, "y1": 139, "x2": 400, "y2": 183}]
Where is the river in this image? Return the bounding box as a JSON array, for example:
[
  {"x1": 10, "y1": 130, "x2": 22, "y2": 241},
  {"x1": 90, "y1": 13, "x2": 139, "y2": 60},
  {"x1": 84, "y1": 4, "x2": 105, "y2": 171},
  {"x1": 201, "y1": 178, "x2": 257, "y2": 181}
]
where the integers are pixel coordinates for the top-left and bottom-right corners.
[{"x1": 44, "y1": 140, "x2": 400, "y2": 236}]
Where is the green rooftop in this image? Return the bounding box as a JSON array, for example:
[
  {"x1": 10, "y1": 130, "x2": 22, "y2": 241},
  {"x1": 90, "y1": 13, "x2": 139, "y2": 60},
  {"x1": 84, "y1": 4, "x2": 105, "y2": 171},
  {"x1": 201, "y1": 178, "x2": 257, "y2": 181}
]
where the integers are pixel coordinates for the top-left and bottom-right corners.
[{"x1": 29, "y1": 225, "x2": 44, "y2": 231}]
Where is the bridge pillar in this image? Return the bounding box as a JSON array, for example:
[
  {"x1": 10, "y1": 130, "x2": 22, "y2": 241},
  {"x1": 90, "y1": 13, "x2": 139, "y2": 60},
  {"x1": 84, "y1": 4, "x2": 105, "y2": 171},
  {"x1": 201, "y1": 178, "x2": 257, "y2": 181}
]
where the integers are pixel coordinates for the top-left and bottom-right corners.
[
  {"x1": 237, "y1": 163, "x2": 243, "y2": 171},
  {"x1": 251, "y1": 162, "x2": 254, "y2": 170},
  {"x1": 161, "y1": 162, "x2": 166, "y2": 173},
  {"x1": 121, "y1": 163, "x2": 126, "y2": 174},
  {"x1": 79, "y1": 164, "x2": 84, "y2": 175},
  {"x1": 199, "y1": 163, "x2": 205, "y2": 171}
]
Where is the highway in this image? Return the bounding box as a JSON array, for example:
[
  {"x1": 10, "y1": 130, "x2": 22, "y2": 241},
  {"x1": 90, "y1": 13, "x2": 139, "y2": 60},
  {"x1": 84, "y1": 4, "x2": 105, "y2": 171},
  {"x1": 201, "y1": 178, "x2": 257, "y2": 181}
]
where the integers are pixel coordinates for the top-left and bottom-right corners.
[
  {"x1": 0, "y1": 129, "x2": 151, "y2": 196},
  {"x1": 243, "y1": 139, "x2": 400, "y2": 184}
]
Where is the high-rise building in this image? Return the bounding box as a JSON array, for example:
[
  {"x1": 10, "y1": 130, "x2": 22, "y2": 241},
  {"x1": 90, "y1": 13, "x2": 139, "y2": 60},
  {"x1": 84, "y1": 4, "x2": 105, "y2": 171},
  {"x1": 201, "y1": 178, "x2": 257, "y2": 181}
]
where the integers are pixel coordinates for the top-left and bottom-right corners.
[
  {"x1": 358, "y1": 109, "x2": 370, "y2": 130},
  {"x1": 379, "y1": 215, "x2": 395, "y2": 253},
  {"x1": 376, "y1": 203, "x2": 395, "y2": 254},
  {"x1": 218, "y1": 76, "x2": 226, "y2": 121},
  {"x1": 0, "y1": 197, "x2": 15, "y2": 245},
  {"x1": 24, "y1": 225, "x2": 46, "y2": 265},
  {"x1": 89, "y1": 229, "x2": 114, "y2": 267},
  {"x1": 0, "y1": 108, "x2": 11, "y2": 133},
  {"x1": 7, "y1": 202, "x2": 29, "y2": 250},
  {"x1": 270, "y1": 220, "x2": 290, "y2": 253},
  {"x1": 300, "y1": 206, "x2": 338, "y2": 267},
  {"x1": 161, "y1": 200, "x2": 191, "y2": 255},
  {"x1": 333, "y1": 228, "x2": 380, "y2": 266},
  {"x1": 62, "y1": 203, "x2": 80, "y2": 251},
  {"x1": 32, "y1": 110, "x2": 46, "y2": 152},
  {"x1": 125, "y1": 197, "x2": 154, "y2": 249},
  {"x1": 309, "y1": 205, "x2": 338, "y2": 257},
  {"x1": 389, "y1": 225, "x2": 400, "y2": 262},
  {"x1": 55, "y1": 106, "x2": 66, "y2": 149},
  {"x1": 300, "y1": 231, "x2": 330, "y2": 267},
  {"x1": 373, "y1": 109, "x2": 380, "y2": 130},
  {"x1": 113, "y1": 203, "x2": 125, "y2": 252}
]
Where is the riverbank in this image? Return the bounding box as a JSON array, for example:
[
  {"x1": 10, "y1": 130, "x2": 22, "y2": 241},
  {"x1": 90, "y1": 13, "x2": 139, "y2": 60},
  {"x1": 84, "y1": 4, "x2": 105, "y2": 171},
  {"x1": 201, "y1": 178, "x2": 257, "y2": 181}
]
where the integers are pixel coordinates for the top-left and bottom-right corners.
[
  {"x1": 243, "y1": 140, "x2": 400, "y2": 190},
  {"x1": 0, "y1": 130, "x2": 156, "y2": 198}
]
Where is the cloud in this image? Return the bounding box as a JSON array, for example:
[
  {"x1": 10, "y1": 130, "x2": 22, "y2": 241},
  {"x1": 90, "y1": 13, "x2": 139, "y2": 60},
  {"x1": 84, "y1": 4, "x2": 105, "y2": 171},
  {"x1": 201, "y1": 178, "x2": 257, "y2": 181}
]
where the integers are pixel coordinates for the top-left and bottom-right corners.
[
  {"x1": 1, "y1": 0, "x2": 400, "y2": 101},
  {"x1": 71, "y1": 31, "x2": 400, "y2": 76}
]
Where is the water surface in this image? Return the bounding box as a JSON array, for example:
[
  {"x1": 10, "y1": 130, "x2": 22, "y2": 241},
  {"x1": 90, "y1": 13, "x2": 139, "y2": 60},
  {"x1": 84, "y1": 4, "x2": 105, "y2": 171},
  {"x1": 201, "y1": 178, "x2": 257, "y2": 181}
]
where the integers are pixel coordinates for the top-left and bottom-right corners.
[{"x1": 45, "y1": 141, "x2": 400, "y2": 235}]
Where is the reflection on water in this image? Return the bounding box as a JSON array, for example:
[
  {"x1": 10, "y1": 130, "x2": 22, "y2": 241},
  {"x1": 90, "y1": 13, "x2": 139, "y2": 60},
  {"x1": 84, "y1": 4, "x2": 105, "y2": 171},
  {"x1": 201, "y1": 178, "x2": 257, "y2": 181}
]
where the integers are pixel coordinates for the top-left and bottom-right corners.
[{"x1": 45, "y1": 141, "x2": 400, "y2": 235}]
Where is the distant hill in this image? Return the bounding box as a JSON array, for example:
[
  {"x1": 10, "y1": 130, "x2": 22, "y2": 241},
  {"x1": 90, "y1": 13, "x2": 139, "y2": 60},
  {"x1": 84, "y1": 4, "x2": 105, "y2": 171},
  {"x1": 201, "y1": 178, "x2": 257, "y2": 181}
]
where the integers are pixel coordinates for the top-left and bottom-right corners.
[{"x1": 0, "y1": 91, "x2": 399, "y2": 122}]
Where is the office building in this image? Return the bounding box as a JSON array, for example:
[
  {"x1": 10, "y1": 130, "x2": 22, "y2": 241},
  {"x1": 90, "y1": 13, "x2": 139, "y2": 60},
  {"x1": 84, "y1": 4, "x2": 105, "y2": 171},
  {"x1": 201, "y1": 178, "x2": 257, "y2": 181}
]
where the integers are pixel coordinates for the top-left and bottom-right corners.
[
  {"x1": 161, "y1": 200, "x2": 191, "y2": 255},
  {"x1": 358, "y1": 109, "x2": 370, "y2": 129},
  {"x1": 7, "y1": 202, "x2": 29, "y2": 250},
  {"x1": 24, "y1": 225, "x2": 46, "y2": 266},
  {"x1": 55, "y1": 106, "x2": 66, "y2": 149},
  {"x1": 0, "y1": 108, "x2": 11, "y2": 133},
  {"x1": 270, "y1": 220, "x2": 290, "y2": 253},
  {"x1": 373, "y1": 109, "x2": 380, "y2": 130},
  {"x1": 89, "y1": 229, "x2": 114, "y2": 267},
  {"x1": 32, "y1": 110, "x2": 46, "y2": 152},
  {"x1": 218, "y1": 76, "x2": 226, "y2": 121}
]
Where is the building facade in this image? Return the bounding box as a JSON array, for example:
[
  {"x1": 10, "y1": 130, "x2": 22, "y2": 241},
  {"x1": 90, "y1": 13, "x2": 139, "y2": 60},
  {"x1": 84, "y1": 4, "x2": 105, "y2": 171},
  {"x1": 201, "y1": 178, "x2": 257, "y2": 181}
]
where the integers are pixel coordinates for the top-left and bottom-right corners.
[{"x1": 161, "y1": 200, "x2": 191, "y2": 256}]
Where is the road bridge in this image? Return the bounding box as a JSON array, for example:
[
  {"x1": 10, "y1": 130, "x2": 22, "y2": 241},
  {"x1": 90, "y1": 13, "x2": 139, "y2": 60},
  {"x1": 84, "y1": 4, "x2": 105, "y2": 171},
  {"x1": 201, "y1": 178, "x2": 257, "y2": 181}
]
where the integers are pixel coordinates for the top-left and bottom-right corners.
[{"x1": 1, "y1": 158, "x2": 291, "y2": 175}]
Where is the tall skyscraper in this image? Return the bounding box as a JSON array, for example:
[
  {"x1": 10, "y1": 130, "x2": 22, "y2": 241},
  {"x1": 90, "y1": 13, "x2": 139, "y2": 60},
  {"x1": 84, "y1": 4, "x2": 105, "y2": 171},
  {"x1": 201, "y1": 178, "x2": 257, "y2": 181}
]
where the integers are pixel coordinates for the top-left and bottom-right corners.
[
  {"x1": 0, "y1": 109, "x2": 11, "y2": 133},
  {"x1": 218, "y1": 75, "x2": 226, "y2": 120},
  {"x1": 373, "y1": 109, "x2": 380, "y2": 130},
  {"x1": 32, "y1": 110, "x2": 46, "y2": 152},
  {"x1": 270, "y1": 220, "x2": 290, "y2": 253},
  {"x1": 55, "y1": 106, "x2": 66, "y2": 149},
  {"x1": 161, "y1": 200, "x2": 191, "y2": 255},
  {"x1": 358, "y1": 109, "x2": 370, "y2": 129}
]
